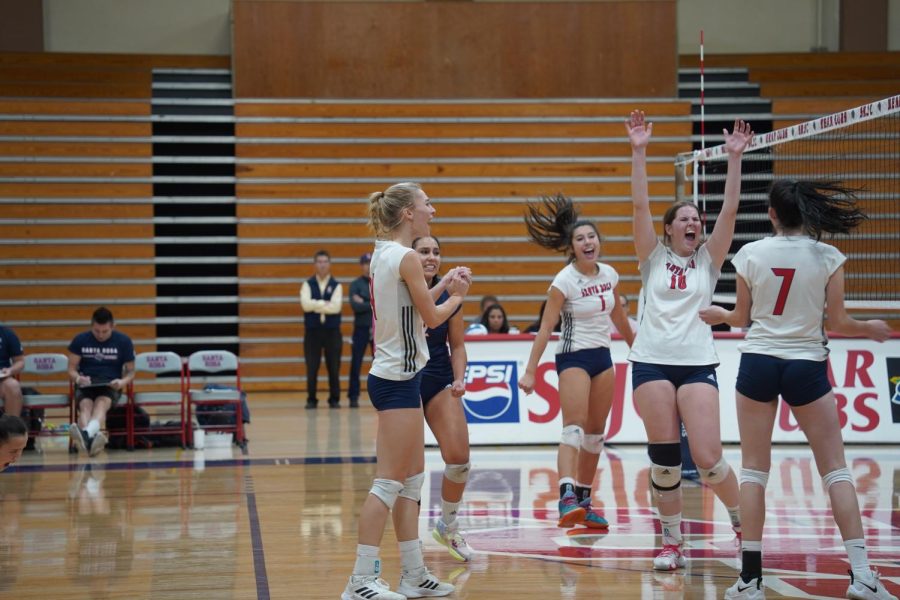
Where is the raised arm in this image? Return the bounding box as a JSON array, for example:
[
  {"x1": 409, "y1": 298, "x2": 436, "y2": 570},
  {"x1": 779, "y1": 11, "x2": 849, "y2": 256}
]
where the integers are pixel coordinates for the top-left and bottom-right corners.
[
  {"x1": 626, "y1": 110, "x2": 658, "y2": 262},
  {"x1": 704, "y1": 119, "x2": 753, "y2": 269}
]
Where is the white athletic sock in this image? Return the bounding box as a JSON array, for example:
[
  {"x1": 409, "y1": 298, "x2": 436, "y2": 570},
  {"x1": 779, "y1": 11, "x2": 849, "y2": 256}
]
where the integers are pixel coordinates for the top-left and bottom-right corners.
[
  {"x1": 726, "y1": 505, "x2": 741, "y2": 530},
  {"x1": 399, "y1": 539, "x2": 425, "y2": 576},
  {"x1": 660, "y1": 513, "x2": 683, "y2": 545},
  {"x1": 353, "y1": 544, "x2": 381, "y2": 577},
  {"x1": 85, "y1": 419, "x2": 101, "y2": 438},
  {"x1": 741, "y1": 540, "x2": 762, "y2": 553},
  {"x1": 844, "y1": 538, "x2": 872, "y2": 581},
  {"x1": 441, "y1": 499, "x2": 460, "y2": 527}
]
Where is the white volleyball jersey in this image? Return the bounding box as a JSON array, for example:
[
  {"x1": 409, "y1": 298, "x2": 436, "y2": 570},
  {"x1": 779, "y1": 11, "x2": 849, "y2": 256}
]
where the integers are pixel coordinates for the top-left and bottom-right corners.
[
  {"x1": 629, "y1": 241, "x2": 720, "y2": 365},
  {"x1": 550, "y1": 262, "x2": 619, "y2": 354},
  {"x1": 368, "y1": 239, "x2": 429, "y2": 380},
  {"x1": 733, "y1": 235, "x2": 846, "y2": 361}
]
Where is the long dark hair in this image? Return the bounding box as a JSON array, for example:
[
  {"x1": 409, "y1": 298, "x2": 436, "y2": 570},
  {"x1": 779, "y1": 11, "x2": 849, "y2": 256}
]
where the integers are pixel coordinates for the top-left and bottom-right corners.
[
  {"x1": 768, "y1": 180, "x2": 867, "y2": 239},
  {"x1": 480, "y1": 303, "x2": 510, "y2": 334},
  {"x1": 524, "y1": 193, "x2": 599, "y2": 262},
  {"x1": 0, "y1": 415, "x2": 27, "y2": 444}
]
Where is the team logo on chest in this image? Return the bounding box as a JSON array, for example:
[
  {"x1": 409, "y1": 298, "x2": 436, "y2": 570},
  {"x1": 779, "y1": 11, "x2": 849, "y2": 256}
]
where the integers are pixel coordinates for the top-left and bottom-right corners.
[{"x1": 665, "y1": 259, "x2": 695, "y2": 290}]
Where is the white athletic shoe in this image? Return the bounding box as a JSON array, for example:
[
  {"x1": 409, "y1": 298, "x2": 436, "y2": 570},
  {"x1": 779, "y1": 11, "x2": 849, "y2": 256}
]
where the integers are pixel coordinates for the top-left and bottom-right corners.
[
  {"x1": 653, "y1": 544, "x2": 686, "y2": 571},
  {"x1": 396, "y1": 568, "x2": 454, "y2": 598},
  {"x1": 70, "y1": 424, "x2": 89, "y2": 454},
  {"x1": 341, "y1": 575, "x2": 406, "y2": 600},
  {"x1": 432, "y1": 520, "x2": 473, "y2": 562},
  {"x1": 724, "y1": 575, "x2": 765, "y2": 599},
  {"x1": 89, "y1": 431, "x2": 108, "y2": 456},
  {"x1": 847, "y1": 569, "x2": 898, "y2": 600}
]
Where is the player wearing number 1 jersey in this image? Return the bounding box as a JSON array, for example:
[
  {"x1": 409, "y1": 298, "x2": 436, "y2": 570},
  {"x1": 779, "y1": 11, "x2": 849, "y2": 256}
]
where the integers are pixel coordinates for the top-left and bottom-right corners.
[
  {"x1": 518, "y1": 194, "x2": 635, "y2": 532},
  {"x1": 700, "y1": 180, "x2": 894, "y2": 600}
]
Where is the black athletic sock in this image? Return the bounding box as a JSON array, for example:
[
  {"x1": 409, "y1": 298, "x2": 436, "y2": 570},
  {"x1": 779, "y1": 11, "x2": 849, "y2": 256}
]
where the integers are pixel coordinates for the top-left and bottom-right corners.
[
  {"x1": 740, "y1": 550, "x2": 762, "y2": 583},
  {"x1": 559, "y1": 482, "x2": 575, "y2": 497},
  {"x1": 575, "y1": 485, "x2": 591, "y2": 503}
]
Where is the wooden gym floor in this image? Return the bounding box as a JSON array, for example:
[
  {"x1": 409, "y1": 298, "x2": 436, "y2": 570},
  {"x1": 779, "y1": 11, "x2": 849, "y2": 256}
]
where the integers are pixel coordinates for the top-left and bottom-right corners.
[{"x1": 2, "y1": 394, "x2": 898, "y2": 599}]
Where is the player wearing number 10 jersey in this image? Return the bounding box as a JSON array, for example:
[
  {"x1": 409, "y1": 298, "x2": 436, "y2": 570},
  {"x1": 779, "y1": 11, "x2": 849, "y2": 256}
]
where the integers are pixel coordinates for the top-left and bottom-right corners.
[{"x1": 700, "y1": 179, "x2": 894, "y2": 600}]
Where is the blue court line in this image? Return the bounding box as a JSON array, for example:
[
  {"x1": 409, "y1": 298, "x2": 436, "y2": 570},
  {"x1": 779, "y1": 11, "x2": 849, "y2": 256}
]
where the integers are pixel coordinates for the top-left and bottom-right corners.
[
  {"x1": 7, "y1": 454, "x2": 377, "y2": 474},
  {"x1": 243, "y1": 472, "x2": 270, "y2": 600}
]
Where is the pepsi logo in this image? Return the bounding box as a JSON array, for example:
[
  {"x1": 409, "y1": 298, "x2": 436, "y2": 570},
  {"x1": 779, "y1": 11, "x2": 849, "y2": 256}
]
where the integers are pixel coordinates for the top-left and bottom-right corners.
[{"x1": 462, "y1": 362, "x2": 520, "y2": 424}]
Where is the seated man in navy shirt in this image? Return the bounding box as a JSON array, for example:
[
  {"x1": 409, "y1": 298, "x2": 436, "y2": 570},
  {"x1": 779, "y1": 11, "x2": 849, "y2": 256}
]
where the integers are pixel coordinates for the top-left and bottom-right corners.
[
  {"x1": 0, "y1": 324, "x2": 25, "y2": 419},
  {"x1": 67, "y1": 307, "x2": 135, "y2": 456}
]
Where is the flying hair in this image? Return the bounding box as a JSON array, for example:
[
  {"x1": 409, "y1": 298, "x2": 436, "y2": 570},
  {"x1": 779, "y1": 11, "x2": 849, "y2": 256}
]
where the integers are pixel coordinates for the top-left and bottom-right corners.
[
  {"x1": 524, "y1": 193, "x2": 598, "y2": 261},
  {"x1": 768, "y1": 179, "x2": 868, "y2": 240}
]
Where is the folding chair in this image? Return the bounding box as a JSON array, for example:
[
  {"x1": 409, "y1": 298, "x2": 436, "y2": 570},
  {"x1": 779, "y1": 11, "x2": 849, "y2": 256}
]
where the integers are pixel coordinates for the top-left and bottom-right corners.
[
  {"x1": 130, "y1": 351, "x2": 187, "y2": 450},
  {"x1": 21, "y1": 353, "x2": 74, "y2": 449},
  {"x1": 185, "y1": 350, "x2": 246, "y2": 449}
]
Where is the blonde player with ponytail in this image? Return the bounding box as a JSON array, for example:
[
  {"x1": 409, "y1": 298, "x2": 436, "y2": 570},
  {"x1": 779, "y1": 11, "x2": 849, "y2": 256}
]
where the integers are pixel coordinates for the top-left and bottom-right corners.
[{"x1": 342, "y1": 182, "x2": 471, "y2": 600}]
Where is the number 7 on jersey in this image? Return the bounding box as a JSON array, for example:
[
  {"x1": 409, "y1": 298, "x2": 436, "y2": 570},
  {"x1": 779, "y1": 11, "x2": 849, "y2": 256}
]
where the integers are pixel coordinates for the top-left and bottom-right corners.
[{"x1": 771, "y1": 268, "x2": 795, "y2": 316}]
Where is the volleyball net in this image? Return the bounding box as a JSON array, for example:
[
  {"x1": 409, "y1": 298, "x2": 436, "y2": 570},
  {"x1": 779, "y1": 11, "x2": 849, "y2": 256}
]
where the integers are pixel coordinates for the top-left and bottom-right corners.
[{"x1": 675, "y1": 94, "x2": 900, "y2": 314}]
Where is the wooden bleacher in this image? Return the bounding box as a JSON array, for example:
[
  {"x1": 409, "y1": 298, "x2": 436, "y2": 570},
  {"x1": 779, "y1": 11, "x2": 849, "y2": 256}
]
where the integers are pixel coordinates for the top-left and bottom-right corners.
[
  {"x1": 234, "y1": 99, "x2": 692, "y2": 387},
  {"x1": 2, "y1": 50, "x2": 895, "y2": 392}
]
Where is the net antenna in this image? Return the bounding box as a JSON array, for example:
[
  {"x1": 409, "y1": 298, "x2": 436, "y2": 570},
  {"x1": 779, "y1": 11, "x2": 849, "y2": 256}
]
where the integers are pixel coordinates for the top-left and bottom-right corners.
[
  {"x1": 675, "y1": 94, "x2": 900, "y2": 317},
  {"x1": 698, "y1": 30, "x2": 707, "y2": 237}
]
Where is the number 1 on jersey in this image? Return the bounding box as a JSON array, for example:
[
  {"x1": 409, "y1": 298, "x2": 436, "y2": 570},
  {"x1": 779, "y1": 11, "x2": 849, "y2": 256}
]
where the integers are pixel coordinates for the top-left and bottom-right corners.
[{"x1": 771, "y1": 267, "x2": 795, "y2": 316}]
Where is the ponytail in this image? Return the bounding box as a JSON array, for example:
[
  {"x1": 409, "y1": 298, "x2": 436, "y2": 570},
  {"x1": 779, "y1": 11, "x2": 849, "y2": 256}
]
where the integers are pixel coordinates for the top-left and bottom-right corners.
[
  {"x1": 769, "y1": 180, "x2": 867, "y2": 239},
  {"x1": 524, "y1": 193, "x2": 598, "y2": 261},
  {"x1": 367, "y1": 182, "x2": 422, "y2": 237}
]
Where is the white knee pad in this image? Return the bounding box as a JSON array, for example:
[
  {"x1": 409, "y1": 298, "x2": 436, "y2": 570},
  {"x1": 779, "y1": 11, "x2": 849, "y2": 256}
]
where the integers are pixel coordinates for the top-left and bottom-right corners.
[
  {"x1": 370, "y1": 478, "x2": 404, "y2": 509},
  {"x1": 651, "y1": 463, "x2": 682, "y2": 493},
  {"x1": 581, "y1": 433, "x2": 605, "y2": 454},
  {"x1": 822, "y1": 467, "x2": 854, "y2": 494},
  {"x1": 740, "y1": 468, "x2": 770, "y2": 489},
  {"x1": 698, "y1": 456, "x2": 731, "y2": 486},
  {"x1": 560, "y1": 424, "x2": 584, "y2": 449},
  {"x1": 444, "y1": 462, "x2": 471, "y2": 484},
  {"x1": 398, "y1": 472, "x2": 426, "y2": 503}
]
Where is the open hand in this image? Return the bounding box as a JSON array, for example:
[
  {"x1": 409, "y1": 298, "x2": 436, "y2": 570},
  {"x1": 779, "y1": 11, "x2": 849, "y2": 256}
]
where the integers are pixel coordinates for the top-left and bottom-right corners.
[
  {"x1": 724, "y1": 119, "x2": 754, "y2": 156},
  {"x1": 626, "y1": 110, "x2": 653, "y2": 150}
]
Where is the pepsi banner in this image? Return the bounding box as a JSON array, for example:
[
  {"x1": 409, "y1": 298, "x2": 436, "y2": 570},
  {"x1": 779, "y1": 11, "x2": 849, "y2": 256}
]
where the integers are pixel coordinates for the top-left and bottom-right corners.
[{"x1": 424, "y1": 334, "x2": 900, "y2": 445}]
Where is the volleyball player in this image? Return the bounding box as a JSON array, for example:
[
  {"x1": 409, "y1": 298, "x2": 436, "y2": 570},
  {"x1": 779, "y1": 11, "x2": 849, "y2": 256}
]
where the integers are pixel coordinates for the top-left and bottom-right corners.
[
  {"x1": 518, "y1": 194, "x2": 635, "y2": 530},
  {"x1": 626, "y1": 110, "x2": 752, "y2": 570},
  {"x1": 699, "y1": 180, "x2": 895, "y2": 600},
  {"x1": 342, "y1": 182, "x2": 471, "y2": 600},
  {"x1": 411, "y1": 235, "x2": 474, "y2": 562}
]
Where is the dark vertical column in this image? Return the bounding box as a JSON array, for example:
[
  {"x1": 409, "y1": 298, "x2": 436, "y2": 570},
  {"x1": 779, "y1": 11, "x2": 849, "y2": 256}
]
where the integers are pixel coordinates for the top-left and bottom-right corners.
[
  {"x1": 0, "y1": 0, "x2": 43, "y2": 52},
  {"x1": 151, "y1": 69, "x2": 238, "y2": 356},
  {"x1": 840, "y1": 0, "x2": 888, "y2": 51}
]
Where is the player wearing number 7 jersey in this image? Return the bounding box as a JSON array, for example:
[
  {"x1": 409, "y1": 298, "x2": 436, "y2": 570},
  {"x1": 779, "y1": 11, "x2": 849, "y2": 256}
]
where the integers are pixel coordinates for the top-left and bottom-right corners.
[{"x1": 700, "y1": 180, "x2": 895, "y2": 600}]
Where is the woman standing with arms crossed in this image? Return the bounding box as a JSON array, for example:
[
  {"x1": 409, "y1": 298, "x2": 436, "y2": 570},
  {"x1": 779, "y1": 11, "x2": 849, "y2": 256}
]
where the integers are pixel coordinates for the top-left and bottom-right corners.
[
  {"x1": 412, "y1": 236, "x2": 474, "y2": 562},
  {"x1": 626, "y1": 110, "x2": 752, "y2": 570},
  {"x1": 518, "y1": 194, "x2": 635, "y2": 530},
  {"x1": 699, "y1": 180, "x2": 895, "y2": 600},
  {"x1": 342, "y1": 183, "x2": 470, "y2": 600}
]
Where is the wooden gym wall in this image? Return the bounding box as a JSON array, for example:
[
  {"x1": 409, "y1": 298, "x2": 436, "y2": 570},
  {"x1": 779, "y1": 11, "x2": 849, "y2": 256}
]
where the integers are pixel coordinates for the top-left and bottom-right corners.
[{"x1": 232, "y1": 0, "x2": 677, "y2": 99}]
